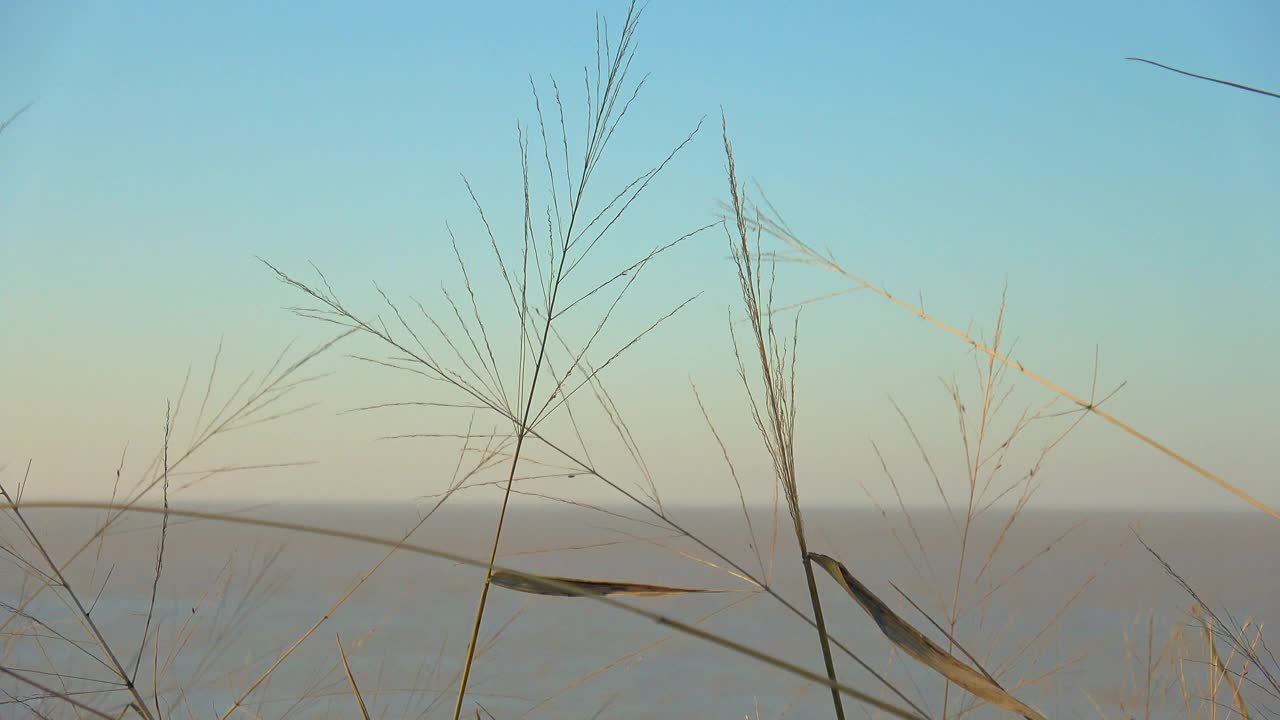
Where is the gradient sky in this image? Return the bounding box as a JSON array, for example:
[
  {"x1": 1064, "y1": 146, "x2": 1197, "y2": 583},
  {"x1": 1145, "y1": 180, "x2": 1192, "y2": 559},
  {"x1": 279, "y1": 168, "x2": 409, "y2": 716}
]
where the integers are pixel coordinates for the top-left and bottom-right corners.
[{"x1": 2, "y1": 1, "x2": 1277, "y2": 508}]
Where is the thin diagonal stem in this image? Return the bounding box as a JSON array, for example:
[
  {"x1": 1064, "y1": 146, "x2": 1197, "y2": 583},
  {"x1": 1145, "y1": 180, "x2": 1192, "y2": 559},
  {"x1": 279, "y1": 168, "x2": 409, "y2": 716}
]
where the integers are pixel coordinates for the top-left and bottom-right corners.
[
  {"x1": 746, "y1": 212, "x2": 1280, "y2": 520},
  {"x1": 1127, "y1": 57, "x2": 1280, "y2": 100}
]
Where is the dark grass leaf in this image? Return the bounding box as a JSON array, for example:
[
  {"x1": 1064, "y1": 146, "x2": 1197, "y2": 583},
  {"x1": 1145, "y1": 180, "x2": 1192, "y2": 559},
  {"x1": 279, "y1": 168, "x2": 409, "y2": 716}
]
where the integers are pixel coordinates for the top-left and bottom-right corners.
[
  {"x1": 808, "y1": 552, "x2": 1047, "y2": 720},
  {"x1": 491, "y1": 569, "x2": 729, "y2": 597}
]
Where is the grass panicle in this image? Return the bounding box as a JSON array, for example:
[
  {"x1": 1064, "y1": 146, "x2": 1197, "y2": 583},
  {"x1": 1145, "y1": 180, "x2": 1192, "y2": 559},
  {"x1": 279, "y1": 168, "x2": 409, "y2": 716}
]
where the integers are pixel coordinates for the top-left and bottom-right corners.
[{"x1": 721, "y1": 114, "x2": 848, "y2": 720}]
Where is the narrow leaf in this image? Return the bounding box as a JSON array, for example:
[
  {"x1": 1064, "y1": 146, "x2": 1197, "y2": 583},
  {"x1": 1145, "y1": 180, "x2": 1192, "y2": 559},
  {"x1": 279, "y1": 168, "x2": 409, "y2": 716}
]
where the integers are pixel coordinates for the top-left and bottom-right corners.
[
  {"x1": 491, "y1": 569, "x2": 728, "y2": 597},
  {"x1": 808, "y1": 552, "x2": 1047, "y2": 720},
  {"x1": 335, "y1": 633, "x2": 372, "y2": 720}
]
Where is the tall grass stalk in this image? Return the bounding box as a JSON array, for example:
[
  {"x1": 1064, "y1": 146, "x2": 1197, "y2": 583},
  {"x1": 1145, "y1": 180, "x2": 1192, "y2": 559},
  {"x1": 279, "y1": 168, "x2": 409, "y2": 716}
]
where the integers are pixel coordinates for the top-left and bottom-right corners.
[
  {"x1": 266, "y1": 4, "x2": 725, "y2": 715},
  {"x1": 265, "y1": 6, "x2": 912, "y2": 716},
  {"x1": 721, "y1": 116, "x2": 847, "y2": 720}
]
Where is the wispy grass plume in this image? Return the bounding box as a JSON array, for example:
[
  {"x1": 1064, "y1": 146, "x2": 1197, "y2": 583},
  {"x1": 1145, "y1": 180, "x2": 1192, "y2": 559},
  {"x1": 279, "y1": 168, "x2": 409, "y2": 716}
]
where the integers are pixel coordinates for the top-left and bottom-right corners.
[{"x1": 721, "y1": 113, "x2": 848, "y2": 720}]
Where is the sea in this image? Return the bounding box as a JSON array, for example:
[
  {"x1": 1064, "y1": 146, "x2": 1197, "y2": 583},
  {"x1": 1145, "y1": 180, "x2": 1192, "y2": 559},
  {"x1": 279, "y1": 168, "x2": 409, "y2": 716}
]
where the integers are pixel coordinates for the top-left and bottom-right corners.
[{"x1": 2, "y1": 504, "x2": 1276, "y2": 719}]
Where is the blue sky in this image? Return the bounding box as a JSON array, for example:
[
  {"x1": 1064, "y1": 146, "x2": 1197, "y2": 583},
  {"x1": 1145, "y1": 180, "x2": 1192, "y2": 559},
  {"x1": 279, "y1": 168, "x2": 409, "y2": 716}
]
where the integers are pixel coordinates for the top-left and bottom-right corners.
[{"x1": 2, "y1": 1, "x2": 1277, "y2": 507}]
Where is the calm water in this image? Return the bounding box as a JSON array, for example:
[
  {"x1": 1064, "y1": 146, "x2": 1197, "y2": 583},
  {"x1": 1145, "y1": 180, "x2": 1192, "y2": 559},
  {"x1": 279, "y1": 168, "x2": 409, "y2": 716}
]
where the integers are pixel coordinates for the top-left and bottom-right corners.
[{"x1": 2, "y1": 504, "x2": 1276, "y2": 719}]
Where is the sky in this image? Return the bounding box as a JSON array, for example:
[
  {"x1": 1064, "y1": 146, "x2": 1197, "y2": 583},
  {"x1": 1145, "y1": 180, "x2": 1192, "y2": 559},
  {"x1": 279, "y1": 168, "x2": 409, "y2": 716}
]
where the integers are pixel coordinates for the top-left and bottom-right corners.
[{"x1": 1, "y1": 1, "x2": 1277, "y2": 508}]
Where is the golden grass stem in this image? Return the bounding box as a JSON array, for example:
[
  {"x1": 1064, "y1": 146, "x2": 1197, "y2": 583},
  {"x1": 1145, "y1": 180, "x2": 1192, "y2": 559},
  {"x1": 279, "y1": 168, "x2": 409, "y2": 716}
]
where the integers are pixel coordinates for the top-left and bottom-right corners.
[
  {"x1": 802, "y1": 554, "x2": 849, "y2": 720},
  {"x1": 452, "y1": 439, "x2": 526, "y2": 720},
  {"x1": 747, "y1": 214, "x2": 1280, "y2": 521},
  {"x1": 449, "y1": 5, "x2": 667, "y2": 714},
  {"x1": 336, "y1": 634, "x2": 373, "y2": 720}
]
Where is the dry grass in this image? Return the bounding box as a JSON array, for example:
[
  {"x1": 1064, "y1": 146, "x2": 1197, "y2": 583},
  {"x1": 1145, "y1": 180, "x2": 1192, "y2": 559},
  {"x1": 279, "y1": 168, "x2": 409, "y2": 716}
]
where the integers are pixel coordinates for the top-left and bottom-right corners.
[
  {"x1": 1138, "y1": 537, "x2": 1278, "y2": 720},
  {"x1": 335, "y1": 634, "x2": 372, "y2": 720},
  {"x1": 808, "y1": 553, "x2": 1046, "y2": 720},
  {"x1": 722, "y1": 113, "x2": 852, "y2": 720},
  {"x1": 714, "y1": 124, "x2": 1120, "y2": 720},
  {"x1": 726, "y1": 201, "x2": 1279, "y2": 522},
  {"x1": 3, "y1": 3, "x2": 1275, "y2": 719},
  {"x1": 0, "y1": 331, "x2": 345, "y2": 719},
  {"x1": 258, "y1": 3, "x2": 714, "y2": 714},
  {"x1": 488, "y1": 569, "x2": 733, "y2": 598}
]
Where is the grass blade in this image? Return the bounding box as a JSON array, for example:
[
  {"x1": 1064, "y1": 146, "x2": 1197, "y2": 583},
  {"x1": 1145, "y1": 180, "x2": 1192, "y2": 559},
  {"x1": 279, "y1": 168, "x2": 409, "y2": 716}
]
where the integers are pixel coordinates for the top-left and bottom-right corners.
[
  {"x1": 335, "y1": 634, "x2": 372, "y2": 720},
  {"x1": 1126, "y1": 57, "x2": 1280, "y2": 100},
  {"x1": 490, "y1": 569, "x2": 732, "y2": 597},
  {"x1": 808, "y1": 552, "x2": 1046, "y2": 720}
]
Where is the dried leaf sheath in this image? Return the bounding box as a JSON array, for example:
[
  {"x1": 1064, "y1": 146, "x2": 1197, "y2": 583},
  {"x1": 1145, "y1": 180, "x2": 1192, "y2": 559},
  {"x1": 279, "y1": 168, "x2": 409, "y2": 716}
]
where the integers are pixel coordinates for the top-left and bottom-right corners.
[
  {"x1": 808, "y1": 552, "x2": 1047, "y2": 720},
  {"x1": 490, "y1": 569, "x2": 731, "y2": 597}
]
